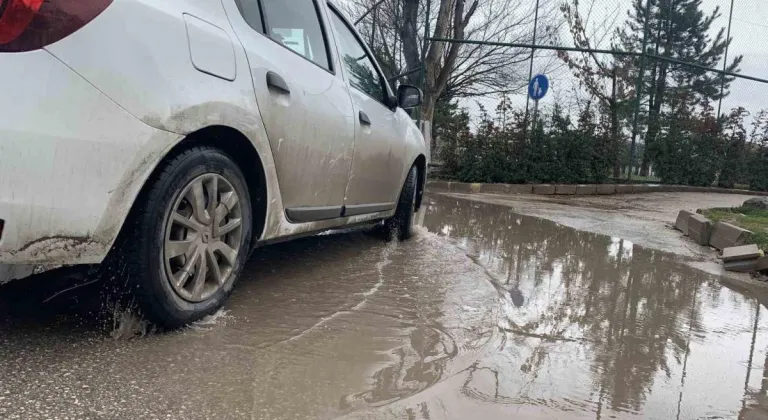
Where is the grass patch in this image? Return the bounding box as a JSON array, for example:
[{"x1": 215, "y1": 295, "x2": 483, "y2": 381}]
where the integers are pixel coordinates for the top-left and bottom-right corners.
[{"x1": 701, "y1": 206, "x2": 768, "y2": 251}]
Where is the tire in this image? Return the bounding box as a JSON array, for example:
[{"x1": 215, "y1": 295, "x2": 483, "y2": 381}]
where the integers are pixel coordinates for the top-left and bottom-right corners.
[
  {"x1": 117, "y1": 146, "x2": 253, "y2": 328},
  {"x1": 386, "y1": 166, "x2": 418, "y2": 241}
]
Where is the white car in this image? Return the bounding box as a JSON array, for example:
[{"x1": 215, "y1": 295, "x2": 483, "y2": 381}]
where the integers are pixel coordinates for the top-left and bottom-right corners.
[{"x1": 0, "y1": 0, "x2": 428, "y2": 327}]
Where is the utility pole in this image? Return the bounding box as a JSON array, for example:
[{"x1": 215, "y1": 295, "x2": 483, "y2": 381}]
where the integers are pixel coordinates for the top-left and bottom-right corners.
[{"x1": 717, "y1": 0, "x2": 735, "y2": 118}]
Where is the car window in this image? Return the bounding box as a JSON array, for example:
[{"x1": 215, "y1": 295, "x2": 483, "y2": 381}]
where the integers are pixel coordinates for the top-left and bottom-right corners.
[
  {"x1": 234, "y1": 0, "x2": 264, "y2": 33},
  {"x1": 328, "y1": 10, "x2": 387, "y2": 104},
  {"x1": 259, "y1": 0, "x2": 330, "y2": 70}
]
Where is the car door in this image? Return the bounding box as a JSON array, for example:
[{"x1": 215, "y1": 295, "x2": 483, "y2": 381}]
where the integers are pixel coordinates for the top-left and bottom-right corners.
[
  {"x1": 326, "y1": 6, "x2": 406, "y2": 216},
  {"x1": 223, "y1": 0, "x2": 355, "y2": 222}
]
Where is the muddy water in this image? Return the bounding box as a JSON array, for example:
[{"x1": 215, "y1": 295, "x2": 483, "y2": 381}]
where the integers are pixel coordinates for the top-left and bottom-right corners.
[{"x1": 1, "y1": 194, "x2": 768, "y2": 419}]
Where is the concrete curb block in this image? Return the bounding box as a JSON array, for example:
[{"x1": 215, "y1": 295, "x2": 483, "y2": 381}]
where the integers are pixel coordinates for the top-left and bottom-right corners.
[
  {"x1": 725, "y1": 259, "x2": 760, "y2": 273},
  {"x1": 758, "y1": 257, "x2": 768, "y2": 272},
  {"x1": 632, "y1": 184, "x2": 654, "y2": 193},
  {"x1": 722, "y1": 245, "x2": 761, "y2": 263},
  {"x1": 709, "y1": 222, "x2": 753, "y2": 251},
  {"x1": 533, "y1": 185, "x2": 556, "y2": 195},
  {"x1": 426, "y1": 180, "x2": 768, "y2": 197},
  {"x1": 510, "y1": 185, "x2": 534, "y2": 194},
  {"x1": 675, "y1": 210, "x2": 697, "y2": 235},
  {"x1": 576, "y1": 185, "x2": 597, "y2": 195},
  {"x1": 597, "y1": 185, "x2": 617, "y2": 195},
  {"x1": 688, "y1": 214, "x2": 713, "y2": 246}
]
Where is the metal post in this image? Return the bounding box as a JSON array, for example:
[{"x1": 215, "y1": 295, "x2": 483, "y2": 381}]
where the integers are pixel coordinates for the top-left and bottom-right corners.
[
  {"x1": 523, "y1": 0, "x2": 541, "y2": 131},
  {"x1": 717, "y1": 0, "x2": 735, "y2": 117},
  {"x1": 627, "y1": 0, "x2": 653, "y2": 181}
]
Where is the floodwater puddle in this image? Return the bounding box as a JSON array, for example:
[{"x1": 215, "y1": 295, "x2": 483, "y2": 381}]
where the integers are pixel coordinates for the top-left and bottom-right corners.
[{"x1": 0, "y1": 194, "x2": 767, "y2": 419}]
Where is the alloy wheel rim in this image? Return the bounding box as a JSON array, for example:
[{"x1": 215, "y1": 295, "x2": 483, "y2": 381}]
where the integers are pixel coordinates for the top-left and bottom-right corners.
[{"x1": 163, "y1": 173, "x2": 243, "y2": 302}]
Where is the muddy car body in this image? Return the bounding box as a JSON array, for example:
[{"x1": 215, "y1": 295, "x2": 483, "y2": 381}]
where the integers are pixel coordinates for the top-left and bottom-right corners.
[{"x1": 0, "y1": 0, "x2": 428, "y2": 326}]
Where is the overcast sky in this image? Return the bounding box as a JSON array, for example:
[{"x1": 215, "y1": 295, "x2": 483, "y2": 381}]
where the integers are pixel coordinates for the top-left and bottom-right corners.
[
  {"x1": 343, "y1": 0, "x2": 768, "y2": 125},
  {"x1": 521, "y1": 0, "x2": 768, "y2": 124}
]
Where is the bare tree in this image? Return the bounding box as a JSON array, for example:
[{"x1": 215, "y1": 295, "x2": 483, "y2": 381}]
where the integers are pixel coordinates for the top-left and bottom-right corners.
[{"x1": 343, "y1": 0, "x2": 560, "y2": 154}]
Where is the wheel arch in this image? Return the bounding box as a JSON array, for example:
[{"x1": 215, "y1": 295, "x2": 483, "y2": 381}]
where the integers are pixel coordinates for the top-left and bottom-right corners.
[{"x1": 115, "y1": 125, "x2": 269, "y2": 248}]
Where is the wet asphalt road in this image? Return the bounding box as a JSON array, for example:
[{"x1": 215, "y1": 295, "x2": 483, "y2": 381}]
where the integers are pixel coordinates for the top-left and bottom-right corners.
[{"x1": 2, "y1": 194, "x2": 768, "y2": 420}]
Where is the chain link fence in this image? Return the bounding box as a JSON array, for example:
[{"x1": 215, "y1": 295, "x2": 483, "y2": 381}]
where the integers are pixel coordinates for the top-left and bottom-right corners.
[{"x1": 347, "y1": 0, "x2": 768, "y2": 190}]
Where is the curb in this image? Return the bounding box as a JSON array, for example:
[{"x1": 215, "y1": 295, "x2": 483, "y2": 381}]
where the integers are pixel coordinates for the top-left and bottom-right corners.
[{"x1": 427, "y1": 181, "x2": 768, "y2": 197}]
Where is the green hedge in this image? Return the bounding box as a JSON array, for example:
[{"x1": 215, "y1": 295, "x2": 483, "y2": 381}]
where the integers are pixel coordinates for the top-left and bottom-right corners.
[{"x1": 437, "y1": 101, "x2": 768, "y2": 191}]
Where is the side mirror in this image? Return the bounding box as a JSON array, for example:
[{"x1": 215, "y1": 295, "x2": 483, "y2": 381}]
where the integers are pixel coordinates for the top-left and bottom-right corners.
[{"x1": 397, "y1": 85, "x2": 422, "y2": 109}]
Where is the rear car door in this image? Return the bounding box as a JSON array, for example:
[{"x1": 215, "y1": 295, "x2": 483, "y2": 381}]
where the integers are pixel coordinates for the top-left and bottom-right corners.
[
  {"x1": 326, "y1": 7, "x2": 406, "y2": 215},
  {"x1": 223, "y1": 0, "x2": 355, "y2": 222}
]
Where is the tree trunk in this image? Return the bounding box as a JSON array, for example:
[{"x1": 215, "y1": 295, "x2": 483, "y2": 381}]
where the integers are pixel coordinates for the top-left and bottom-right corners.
[
  {"x1": 397, "y1": 0, "x2": 478, "y2": 162},
  {"x1": 642, "y1": 2, "x2": 674, "y2": 178},
  {"x1": 611, "y1": 69, "x2": 621, "y2": 178},
  {"x1": 421, "y1": 92, "x2": 438, "y2": 159},
  {"x1": 399, "y1": 0, "x2": 421, "y2": 83},
  {"x1": 611, "y1": 103, "x2": 621, "y2": 178},
  {"x1": 642, "y1": 62, "x2": 668, "y2": 177}
]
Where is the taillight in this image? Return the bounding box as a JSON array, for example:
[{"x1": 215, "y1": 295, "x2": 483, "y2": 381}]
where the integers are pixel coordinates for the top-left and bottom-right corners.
[{"x1": 0, "y1": 0, "x2": 112, "y2": 52}]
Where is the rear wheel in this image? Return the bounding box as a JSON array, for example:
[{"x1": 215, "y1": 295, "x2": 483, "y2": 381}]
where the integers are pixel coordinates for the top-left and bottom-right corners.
[
  {"x1": 118, "y1": 146, "x2": 253, "y2": 328},
  {"x1": 385, "y1": 166, "x2": 418, "y2": 241}
]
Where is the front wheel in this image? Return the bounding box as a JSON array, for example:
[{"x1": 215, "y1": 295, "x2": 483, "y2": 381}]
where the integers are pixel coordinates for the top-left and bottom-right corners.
[
  {"x1": 118, "y1": 146, "x2": 253, "y2": 328},
  {"x1": 385, "y1": 166, "x2": 418, "y2": 241}
]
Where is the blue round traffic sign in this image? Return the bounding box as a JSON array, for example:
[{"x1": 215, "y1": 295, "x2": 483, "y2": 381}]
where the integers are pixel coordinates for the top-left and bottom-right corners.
[{"x1": 528, "y1": 74, "x2": 549, "y2": 101}]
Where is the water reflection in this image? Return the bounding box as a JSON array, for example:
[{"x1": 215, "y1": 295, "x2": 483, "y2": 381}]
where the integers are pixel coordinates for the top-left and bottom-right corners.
[{"x1": 390, "y1": 194, "x2": 768, "y2": 420}]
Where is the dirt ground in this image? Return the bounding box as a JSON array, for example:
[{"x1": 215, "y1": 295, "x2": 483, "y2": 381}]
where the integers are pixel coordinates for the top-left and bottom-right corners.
[{"x1": 1, "y1": 192, "x2": 768, "y2": 419}]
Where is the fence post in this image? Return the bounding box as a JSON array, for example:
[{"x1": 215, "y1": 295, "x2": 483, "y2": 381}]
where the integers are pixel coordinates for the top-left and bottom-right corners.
[
  {"x1": 717, "y1": 0, "x2": 735, "y2": 118},
  {"x1": 627, "y1": 0, "x2": 653, "y2": 181}
]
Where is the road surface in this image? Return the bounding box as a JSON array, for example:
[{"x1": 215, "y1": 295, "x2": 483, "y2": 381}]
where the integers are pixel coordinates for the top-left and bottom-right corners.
[{"x1": 0, "y1": 193, "x2": 767, "y2": 420}]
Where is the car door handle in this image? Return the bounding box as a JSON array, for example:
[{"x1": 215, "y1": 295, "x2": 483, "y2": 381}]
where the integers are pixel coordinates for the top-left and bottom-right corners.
[
  {"x1": 359, "y1": 111, "x2": 371, "y2": 126},
  {"x1": 266, "y1": 71, "x2": 290, "y2": 94}
]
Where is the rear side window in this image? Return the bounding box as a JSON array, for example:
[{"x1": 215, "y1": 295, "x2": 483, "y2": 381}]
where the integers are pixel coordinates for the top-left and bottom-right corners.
[
  {"x1": 235, "y1": 0, "x2": 265, "y2": 33},
  {"x1": 328, "y1": 10, "x2": 386, "y2": 104},
  {"x1": 259, "y1": 0, "x2": 331, "y2": 70}
]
